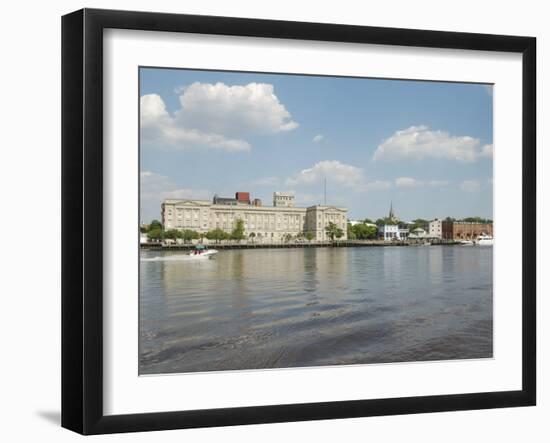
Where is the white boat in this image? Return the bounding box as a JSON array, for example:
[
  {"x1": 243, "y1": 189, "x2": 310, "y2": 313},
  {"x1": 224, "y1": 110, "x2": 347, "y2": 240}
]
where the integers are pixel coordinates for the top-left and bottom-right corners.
[
  {"x1": 475, "y1": 233, "x2": 494, "y2": 246},
  {"x1": 188, "y1": 245, "x2": 218, "y2": 258},
  {"x1": 459, "y1": 240, "x2": 474, "y2": 246}
]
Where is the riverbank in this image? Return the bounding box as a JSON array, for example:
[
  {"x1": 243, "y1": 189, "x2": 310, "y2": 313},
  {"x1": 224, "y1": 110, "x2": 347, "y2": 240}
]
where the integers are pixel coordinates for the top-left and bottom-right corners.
[{"x1": 140, "y1": 239, "x2": 460, "y2": 250}]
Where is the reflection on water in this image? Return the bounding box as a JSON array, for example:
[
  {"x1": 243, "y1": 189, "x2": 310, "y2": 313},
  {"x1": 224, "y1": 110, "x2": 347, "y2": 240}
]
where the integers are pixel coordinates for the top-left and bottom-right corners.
[{"x1": 139, "y1": 246, "x2": 492, "y2": 374}]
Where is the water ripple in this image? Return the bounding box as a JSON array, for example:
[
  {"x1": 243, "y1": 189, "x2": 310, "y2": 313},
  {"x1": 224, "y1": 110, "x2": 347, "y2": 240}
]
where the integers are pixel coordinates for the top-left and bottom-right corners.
[{"x1": 140, "y1": 246, "x2": 493, "y2": 374}]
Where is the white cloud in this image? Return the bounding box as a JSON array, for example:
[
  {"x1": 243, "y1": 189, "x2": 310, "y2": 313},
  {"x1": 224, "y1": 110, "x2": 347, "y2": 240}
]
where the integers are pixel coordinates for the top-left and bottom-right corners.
[
  {"x1": 395, "y1": 177, "x2": 419, "y2": 188},
  {"x1": 395, "y1": 177, "x2": 449, "y2": 188},
  {"x1": 359, "y1": 180, "x2": 392, "y2": 191},
  {"x1": 175, "y1": 82, "x2": 298, "y2": 135},
  {"x1": 460, "y1": 179, "x2": 481, "y2": 192},
  {"x1": 286, "y1": 160, "x2": 394, "y2": 194},
  {"x1": 141, "y1": 170, "x2": 210, "y2": 200},
  {"x1": 286, "y1": 160, "x2": 364, "y2": 187},
  {"x1": 141, "y1": 82, "x2": 298, "y2": 152},
  {"x1": 141, "y1": 94, "x2": 250, "y2": 152},
  {"x1": 140, "y1": 170, "x2": 210, "y2": 222},
  {"x1": 312, "y1": 134, "x2": 324, "y2": 143},
  {"x1": 479, "y1": 144, "x2": 494, "y2": 158},
  {"x1": 373, "y1": 126, "x2": 492, "y2": 162}
]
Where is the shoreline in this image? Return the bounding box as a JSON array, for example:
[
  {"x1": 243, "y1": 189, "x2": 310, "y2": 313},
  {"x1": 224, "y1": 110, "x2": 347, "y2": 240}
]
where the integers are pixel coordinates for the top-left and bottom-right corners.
[{"x1": 140, "y1": 239, "x2": 461, "y2": 251}]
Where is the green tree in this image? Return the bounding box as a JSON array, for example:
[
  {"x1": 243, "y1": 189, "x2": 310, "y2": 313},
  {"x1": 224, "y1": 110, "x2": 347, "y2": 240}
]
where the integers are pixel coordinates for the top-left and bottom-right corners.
[
  {"x1": 182, "y1": 229, "x2": 199, "y2": 243},
  {"x1": 230, "y1": 219, "x2": 246, "y2": 241},
  {"x1": 352, "y1": 223, "x2": 377, "y2": 239},
  {"x1": 325, "y1": 222, "x2": 343, "y2": 241},
  {"x1": 363, "y1": 218, "x2": 374, "y2": 224},
  {"x1": 148, "y1": 219, "x2": 162, "y2": 231},
  {"x1": 375, "y1": 217, "x2": 398, "y2": 226},
  {"x1": 367, "y1": 225, "x2": 377, "y2": 239},
  {"x1": 305, "y1": 231, "x2": 315, "y2": 242},
  {"x1": 164, "y1": 229, "x2": 183, "y2": 241},
  {"x1": 347, "y1": 223, "x2": 357, "y2": 240},
  {"x1": 205, "y1": 228, "x2": 229, "y2": 243},
  {"x1": 249, "y1": 232, "x2": 256, "y2": 242},
  {"x1": 283, "y1": 233, "x2": 293, "y2": 243},
  {"x1": 461, "y1": 217, "x2": 493, "y2": 224},
  {"x1": 147, "y1": 227, "x2": 164, "y2": 241},
  {"x1": 410, "y1": 218, "x2": 429, "y2": 230}
]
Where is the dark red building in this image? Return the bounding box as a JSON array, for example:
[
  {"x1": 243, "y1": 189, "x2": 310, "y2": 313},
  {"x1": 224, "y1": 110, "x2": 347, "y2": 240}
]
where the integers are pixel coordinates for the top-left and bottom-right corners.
[{"x1": 235, "y1": 192, "x2": 251, "y2": 204}]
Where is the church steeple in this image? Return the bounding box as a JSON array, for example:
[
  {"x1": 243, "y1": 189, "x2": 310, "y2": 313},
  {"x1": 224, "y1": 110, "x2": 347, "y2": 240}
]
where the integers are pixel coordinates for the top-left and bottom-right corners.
[{"x1": 388, "y1": 201, "x2": 397, "y2": 223}]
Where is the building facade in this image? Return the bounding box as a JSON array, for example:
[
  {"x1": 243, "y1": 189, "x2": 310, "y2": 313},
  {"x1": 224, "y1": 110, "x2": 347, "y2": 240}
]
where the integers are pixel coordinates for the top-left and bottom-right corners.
[
  {"x1": 377, "y1": 225, "x2": 410, "y2": 241},
  {"x1": 409, "y1": 227, "x2": 428, "y2": 239},
  {"x1": 273, "y1": 192, "x2": 295, "y2": 208},
  {"x1": 429, "y1": 219, "x2": 443, "y2": 238},
  {"x1": 441, "y1": 221, "x2": 493, "y2": 240},
  {"x1": 161, "y1": 192, "x2": 347, "y2": 242},
  {"x1": 378, "y1": 224, "x2": 400, "y2": 241}
]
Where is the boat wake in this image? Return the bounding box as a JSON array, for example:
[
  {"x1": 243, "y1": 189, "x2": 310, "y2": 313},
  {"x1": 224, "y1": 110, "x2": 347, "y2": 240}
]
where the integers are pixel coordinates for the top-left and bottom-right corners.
[{"x1": 141, "y1": 255, "x2": 212, "y2": 262}]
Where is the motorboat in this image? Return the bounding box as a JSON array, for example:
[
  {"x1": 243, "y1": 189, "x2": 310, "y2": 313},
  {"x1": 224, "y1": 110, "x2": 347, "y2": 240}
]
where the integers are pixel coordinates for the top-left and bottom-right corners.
[
  {"x1": 188, "y1": 244, "x2": 218, "y2": 258},
  {"x1": 474, "y1": 233, "x2": 494, "y2": 246},
  {"x1": 459, "y1": 240, "x2": 474, "y2": 246}
]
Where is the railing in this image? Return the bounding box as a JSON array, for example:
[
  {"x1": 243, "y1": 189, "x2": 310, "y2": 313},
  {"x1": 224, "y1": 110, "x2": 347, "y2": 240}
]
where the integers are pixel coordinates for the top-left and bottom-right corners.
[{"x1": 140, "y1": 238, "x2": 459, "y2": 250}]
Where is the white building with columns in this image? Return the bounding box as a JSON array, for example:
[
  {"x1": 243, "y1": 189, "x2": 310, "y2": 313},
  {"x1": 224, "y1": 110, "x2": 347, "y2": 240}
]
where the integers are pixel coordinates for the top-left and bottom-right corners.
[{"x1": 161, "y1": 192, "x2": 348, "y2": 242}]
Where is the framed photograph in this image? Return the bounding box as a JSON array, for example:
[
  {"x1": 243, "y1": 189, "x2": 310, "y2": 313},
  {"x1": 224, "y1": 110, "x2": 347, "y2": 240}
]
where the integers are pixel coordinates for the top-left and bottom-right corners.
[{"x1": 61, "y1": 8, "x2": 536, "y2": 435}]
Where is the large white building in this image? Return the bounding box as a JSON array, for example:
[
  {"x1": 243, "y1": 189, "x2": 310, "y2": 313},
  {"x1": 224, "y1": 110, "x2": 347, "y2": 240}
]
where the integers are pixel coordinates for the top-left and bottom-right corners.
[
  {"x1": 429, "y1": 219, "x2": 443, "y2": 239},
  {"x1": 161, "y1": 192, "x2": 348, "y2": 242}
]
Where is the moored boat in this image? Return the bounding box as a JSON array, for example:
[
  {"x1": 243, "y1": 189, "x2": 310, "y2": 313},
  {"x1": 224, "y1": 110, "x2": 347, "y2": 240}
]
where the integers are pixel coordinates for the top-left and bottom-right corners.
[{"x1": 474, "y1": 233, "x2": 494, "y2": 246}]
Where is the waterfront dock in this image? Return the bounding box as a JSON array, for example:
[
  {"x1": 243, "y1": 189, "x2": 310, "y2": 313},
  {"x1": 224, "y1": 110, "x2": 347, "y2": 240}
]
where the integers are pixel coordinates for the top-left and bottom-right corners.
[{"x1": 140, "y1": 239, "x2": 459, "y2": 251}]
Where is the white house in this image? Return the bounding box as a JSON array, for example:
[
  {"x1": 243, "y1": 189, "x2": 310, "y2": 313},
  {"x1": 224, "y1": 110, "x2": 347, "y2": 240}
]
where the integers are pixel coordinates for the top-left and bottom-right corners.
[
  {"x1": 409, "y1": 227, "x2": 428, "y2": 239},
  {"x1": 378, "y1": 224, "x2": 401, "y2": 241}
]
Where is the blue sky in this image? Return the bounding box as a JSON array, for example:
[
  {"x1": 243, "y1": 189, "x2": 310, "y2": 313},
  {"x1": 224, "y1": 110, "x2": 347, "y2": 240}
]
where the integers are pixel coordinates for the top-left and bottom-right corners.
[{"x1": 140, "y1": 67, "x2": 493, "y2": 223}]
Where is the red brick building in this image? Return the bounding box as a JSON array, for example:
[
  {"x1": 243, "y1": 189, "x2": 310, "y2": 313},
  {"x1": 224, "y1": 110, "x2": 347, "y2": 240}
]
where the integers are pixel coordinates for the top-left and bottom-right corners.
[
  {"x1": 235, "y1": 192, "x2": 250, "y2": 204},
  {"x1": 441, "y1": 221, "x2": 493, "y2": 240}
]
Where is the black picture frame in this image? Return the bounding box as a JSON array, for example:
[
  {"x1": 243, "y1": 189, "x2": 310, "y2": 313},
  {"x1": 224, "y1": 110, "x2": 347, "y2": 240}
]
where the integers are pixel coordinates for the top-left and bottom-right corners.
[{"x1": 62, "y1": 8, "x2": 536, "y2": 435}]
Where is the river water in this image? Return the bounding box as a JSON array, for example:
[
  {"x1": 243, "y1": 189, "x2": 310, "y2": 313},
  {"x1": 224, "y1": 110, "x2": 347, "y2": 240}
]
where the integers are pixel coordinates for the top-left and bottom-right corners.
[{"x1": 139, "y1": 245, "x2": 492, "y2": 374}]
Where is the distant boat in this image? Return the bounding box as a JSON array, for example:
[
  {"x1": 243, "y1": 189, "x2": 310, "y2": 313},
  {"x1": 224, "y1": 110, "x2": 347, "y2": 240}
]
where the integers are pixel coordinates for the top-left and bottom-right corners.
[
  {"x1": 459, "y1": 240, "x2": 474, "y2": 246},
  {"x1": 188, "y1": 244, "x2": 218, "y2": 258},
  {"x1": 474, "y1": 233, "x2": 494, "y2": 246}
]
